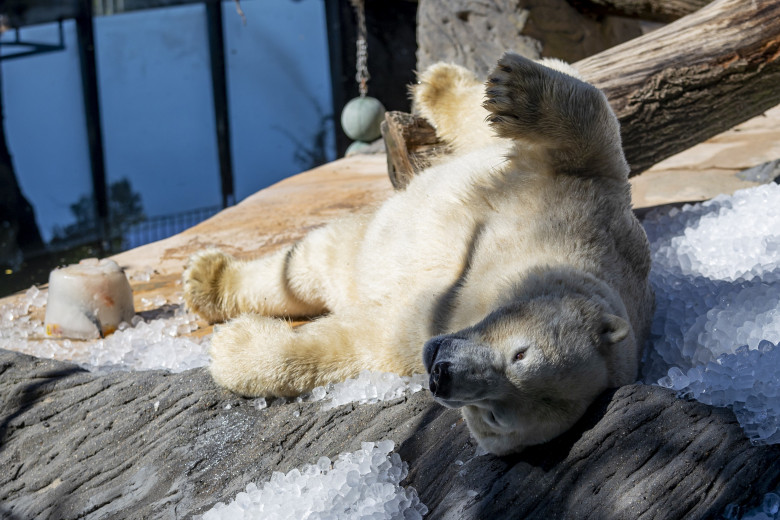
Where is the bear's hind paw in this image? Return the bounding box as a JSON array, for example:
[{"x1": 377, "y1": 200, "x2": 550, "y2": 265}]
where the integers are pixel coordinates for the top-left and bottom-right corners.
[{"x1": 183, "y1": 248, "x2": 235, "y2": 323}]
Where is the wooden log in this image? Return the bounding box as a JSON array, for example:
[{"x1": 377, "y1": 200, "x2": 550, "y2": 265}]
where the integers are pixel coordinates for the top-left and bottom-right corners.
[
  {"x1": 578, "y1": 0, "x2": 780, "y2": 177},
  {"x1": 1, "y1": 349, "x2": 778, "y2": 519},
  {"x1": 567, "y1": 0, "x2": 711, "y2": 23}
]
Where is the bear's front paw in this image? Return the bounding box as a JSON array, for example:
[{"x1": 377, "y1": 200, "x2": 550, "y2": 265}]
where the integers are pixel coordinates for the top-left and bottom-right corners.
[
  {"x1": 483, "y1": 53, "x2": 594, "y2": 142},
  {"x1": 183, "y1": 248, "x2": 235, "y2": 323}
]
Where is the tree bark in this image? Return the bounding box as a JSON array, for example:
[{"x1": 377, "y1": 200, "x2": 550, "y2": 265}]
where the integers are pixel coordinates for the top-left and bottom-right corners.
[
  {"x1": 381, "y1": 112, "x2": 449, "y2": 190},
  {"x1": 577, "y1": 0, "x2": 780, "y2": 176},
  {"x1": 567, "y1": 0, "x2": 711, "y2": 23},
  {"x1": 1, "y1": 349, "x2": 778, "y2": 519}
]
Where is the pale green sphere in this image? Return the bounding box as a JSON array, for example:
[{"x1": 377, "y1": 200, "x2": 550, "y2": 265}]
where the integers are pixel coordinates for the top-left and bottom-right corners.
[{"x1": 340, "y1": 96, "x2": 386, "y2": 142}]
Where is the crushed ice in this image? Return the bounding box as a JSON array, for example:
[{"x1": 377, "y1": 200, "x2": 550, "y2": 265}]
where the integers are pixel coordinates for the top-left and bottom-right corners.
[
  {"x1": 643, "y1": 183, "x2": 780, "y2": 446},
  {"x1": 0, "y1": 287, "x2": 209, "y2": 373},
  {"x1": 308, "y1": 371, "x2": 428, "y2": 410},
  {"x1": 0, "y1": 287, "x2": 426, "y2": 405},
  {"x1": 201, "y1": 440, "x2": 427, "y2": 520}
]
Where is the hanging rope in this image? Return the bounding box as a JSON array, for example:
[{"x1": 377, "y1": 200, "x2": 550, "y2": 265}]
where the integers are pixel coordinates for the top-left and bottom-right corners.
[
  {"x1": 340, "y1": 0, "x2": 385, "y2": 148},
  {"x1": 351, "y1": 0, "x2": 370, "y2": 98}
]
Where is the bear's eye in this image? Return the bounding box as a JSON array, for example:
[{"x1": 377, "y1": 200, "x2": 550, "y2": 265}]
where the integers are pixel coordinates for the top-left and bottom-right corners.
[{"x1": 513, "y1": 349, "x2": 527, "y2": 362}]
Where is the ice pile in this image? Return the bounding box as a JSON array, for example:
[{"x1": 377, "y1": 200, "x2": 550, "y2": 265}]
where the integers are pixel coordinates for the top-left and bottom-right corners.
[
  {"x1": 0, "y1": 287, "x2": 209, "y2": 373},
  {"x1": 1, "y1": 288, "x2": 425, "y2": 406},
  {"x1": 80, "y1": 308, "x2": 209, "y2": 372},
  {"x1": 642, "y1": 183, "x2": 780, "y2": 445},
  {"x1": 202, "y1": 440, "x2": 428, "y2": 520},
  {"x1": 309, "y1": 371, "x2": 428, "y2": 410},
  {"x1": 657, "y1": 342, "x2": 780, "y2": 444},
  {"x1": 1, "y1": 285, "x2": 47, "y2": 327}
]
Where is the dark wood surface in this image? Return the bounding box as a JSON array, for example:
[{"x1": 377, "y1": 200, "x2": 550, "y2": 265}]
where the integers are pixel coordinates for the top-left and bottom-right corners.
[{"x1": 1, "y1": 349, "x2": 778, "y2": 519}]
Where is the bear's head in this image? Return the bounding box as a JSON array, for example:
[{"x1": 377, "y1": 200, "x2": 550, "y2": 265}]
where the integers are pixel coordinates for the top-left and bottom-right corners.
[{"x1": 423, "y1": 293, "x2": 632, "y2": 455}]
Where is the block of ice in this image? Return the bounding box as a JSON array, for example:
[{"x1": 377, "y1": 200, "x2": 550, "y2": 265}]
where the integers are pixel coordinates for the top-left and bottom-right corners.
[
  {"x1": 44, "y1": 258, "x2": 135, "y2": 340},
  {"x1": 201, "y1": 440, "x2": 427, "y2": 520}
]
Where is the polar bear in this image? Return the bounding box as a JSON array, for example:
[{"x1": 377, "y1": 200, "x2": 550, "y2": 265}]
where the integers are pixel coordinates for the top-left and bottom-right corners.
[{"x1": 183, "y1": 53, "x2": 654, "y2": 455}]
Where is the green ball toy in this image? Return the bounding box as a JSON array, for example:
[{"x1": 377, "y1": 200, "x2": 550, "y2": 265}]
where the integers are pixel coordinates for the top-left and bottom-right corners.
[{"x1": 341, "y1": 96, "x2": 385, "y2": 142}]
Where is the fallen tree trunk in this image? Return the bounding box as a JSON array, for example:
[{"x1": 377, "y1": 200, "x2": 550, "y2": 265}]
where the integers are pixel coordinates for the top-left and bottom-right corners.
[
  {"x1": 1, "y1": 349, "x2": 779, "y2": 519},
  {"x1": 1, "y1": 183, "x2": 775, "y2": 519},
  {"x1": 388, "y1": 0, "x2": 780, "y2": 180},
  {"x1": 578, "y1": 0, "x2": 780, "y2": 176}
]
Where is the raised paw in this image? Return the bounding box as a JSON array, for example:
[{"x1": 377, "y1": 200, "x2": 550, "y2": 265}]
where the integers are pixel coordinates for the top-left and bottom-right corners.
[
  {"x1": 183, "y1": 248, "x2": 236, "y2": 323},
  {"x1": 483, "y1": 53, "x2": 601, "y2": 143},
  {"x1": 484, "y1": 52, "x2": 626, "y2": 178}
]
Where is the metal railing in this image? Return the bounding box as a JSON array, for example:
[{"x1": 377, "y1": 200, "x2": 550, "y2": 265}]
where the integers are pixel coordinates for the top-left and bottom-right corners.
[{"x1": 121, "y1": 205, "x2": 221, "y2": 250}]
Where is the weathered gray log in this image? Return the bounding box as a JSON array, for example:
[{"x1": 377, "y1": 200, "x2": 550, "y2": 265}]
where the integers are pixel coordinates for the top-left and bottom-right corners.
[
  {"x1": 568, "y1": 0, "x2": 711, "y2": 23},
  {"x1": 416, "y1": 0, "x2": 643, "y2": 80},
  {"x1": 577, "y1": 0, "x2": 780, "y2": 177},
  {"x1": 1, "y1": 349, "x2": 778, "y2": 519}
]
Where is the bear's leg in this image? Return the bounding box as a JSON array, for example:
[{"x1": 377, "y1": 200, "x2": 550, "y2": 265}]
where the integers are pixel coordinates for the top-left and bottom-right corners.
[
  {"x1": 412, "y1": 63, "x2": 495, "y2": 152},
  {"x1": 484, "y1": 52, "x2": 629, "y2": 179},
  {"x1": 183, "y1": 215, "x2": 368, "y2": 323},
  {"x1": 207, "y1": 311, "x2": 408, "y2": 397}
]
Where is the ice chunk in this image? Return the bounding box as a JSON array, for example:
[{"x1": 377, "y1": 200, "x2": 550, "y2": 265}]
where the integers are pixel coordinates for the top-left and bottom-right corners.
[
  {"x1": 201, "y1": 440, "x2": 427, "y2": 520},
  {"x1": 128, "y1": 265, "x2": 155, "y2": 282},
  {"x1": 309, "y1": 371, "x2": 428, "y2": 410},
  {"x1": 44, "y1": 258, "x2": 135, "y2": 339},
  {"x1": 763, "y1": 492, "x2": 780, "y2": 516}
]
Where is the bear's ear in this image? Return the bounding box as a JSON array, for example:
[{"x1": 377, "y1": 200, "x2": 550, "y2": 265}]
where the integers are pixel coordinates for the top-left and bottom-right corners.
[{"x1": 599, "y1": 314, "x2": 630, "y2": 347}]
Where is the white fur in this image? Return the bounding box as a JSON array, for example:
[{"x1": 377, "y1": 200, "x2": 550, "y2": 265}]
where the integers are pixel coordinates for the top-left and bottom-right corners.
[{"x1": 183, "y1": 53, "x2": 654, "y2": 454}]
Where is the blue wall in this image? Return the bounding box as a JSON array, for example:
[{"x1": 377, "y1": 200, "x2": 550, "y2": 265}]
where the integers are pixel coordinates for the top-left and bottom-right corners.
[{"x1": 1, "y1": 0, "x2": 335, "y2": 243}]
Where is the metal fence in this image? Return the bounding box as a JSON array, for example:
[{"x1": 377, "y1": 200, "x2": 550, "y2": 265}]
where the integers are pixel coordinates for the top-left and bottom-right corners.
[{"x1": 121, "y1": 205, "x2": 221, "y2": 250}]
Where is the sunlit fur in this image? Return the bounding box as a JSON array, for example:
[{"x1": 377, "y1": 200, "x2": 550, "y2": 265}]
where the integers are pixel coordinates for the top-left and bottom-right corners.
[{"x1": 183, "y1": 53, "x2": 654, "y2": 454}]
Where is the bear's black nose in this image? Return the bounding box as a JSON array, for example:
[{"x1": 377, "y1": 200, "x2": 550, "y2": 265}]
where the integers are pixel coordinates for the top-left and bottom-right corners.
[{"x1": 429, "y1": 361, "x2": 451, "y2": 396}]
